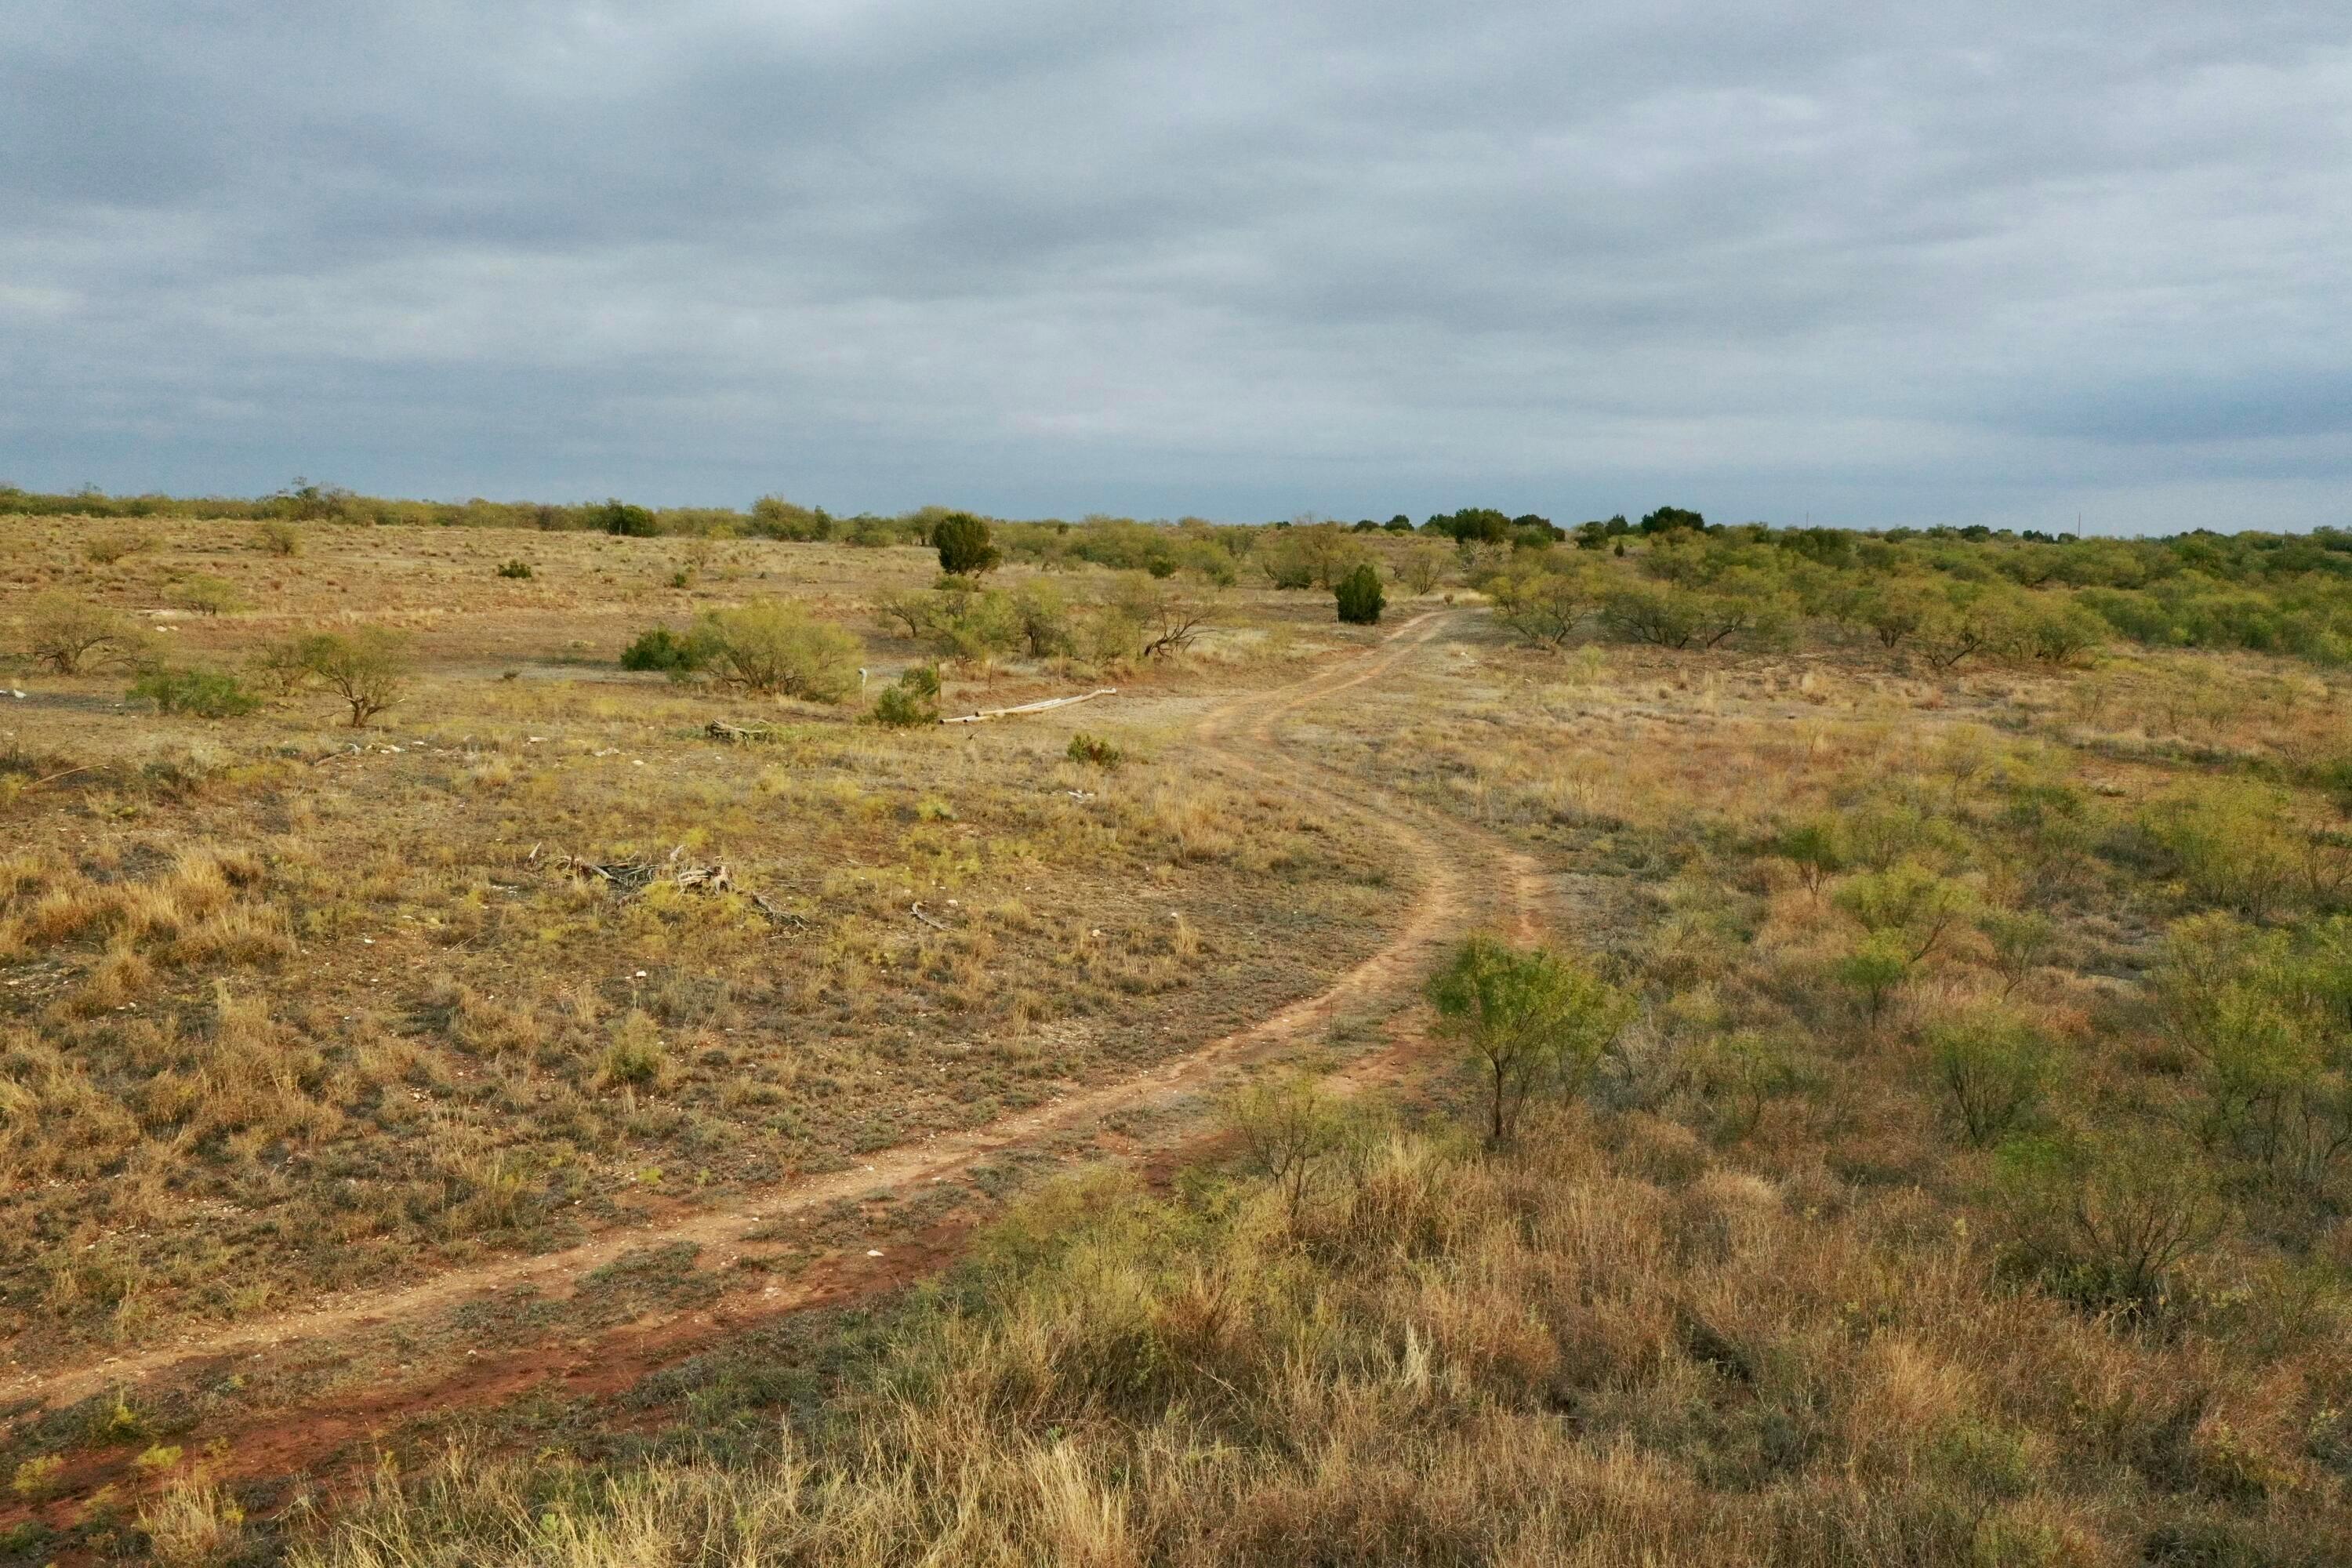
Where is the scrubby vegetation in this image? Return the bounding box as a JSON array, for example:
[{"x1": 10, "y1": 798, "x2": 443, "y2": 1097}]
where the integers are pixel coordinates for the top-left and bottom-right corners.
[{"x1": 6, "y1": 495, "x2": 2352, "y2": 1565}]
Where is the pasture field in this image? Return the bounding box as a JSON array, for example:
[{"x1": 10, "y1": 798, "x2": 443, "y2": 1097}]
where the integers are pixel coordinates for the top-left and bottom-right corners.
[{"x1": 3, "y1": 508, "x2": 2350, "y2": 1566}]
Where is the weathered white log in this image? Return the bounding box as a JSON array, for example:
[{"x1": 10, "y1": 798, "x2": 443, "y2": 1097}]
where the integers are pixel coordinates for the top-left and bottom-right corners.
[{"x1": 939, "y1": 688, "x2": 1116, "y2": 724}]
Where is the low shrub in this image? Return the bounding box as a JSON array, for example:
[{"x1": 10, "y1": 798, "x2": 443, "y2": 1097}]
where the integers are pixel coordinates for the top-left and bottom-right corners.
[
  {"x1": 129, "y1": 668, "x2": 260, "y2": 719},
  {"x1": 1067, "y1": 731, "x2": 1123, "y2": 768},
  {"x1": 495, "y1": 559, "x2": 533, "y2": 579},
  {"x1": 168, "y1": 575, "x2": 245, "y2": 616},
  {"x1": 868, "y1": 669, "x2": 940, "y2": 728},
  {"x1": 83, "y1": 532, "x2": 153, "y2": 565},
  {"x1": 620, "y1": 626, "x2": 712, "y2": 674}
]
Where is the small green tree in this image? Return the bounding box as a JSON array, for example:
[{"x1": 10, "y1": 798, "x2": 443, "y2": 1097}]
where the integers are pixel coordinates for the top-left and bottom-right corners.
[
  {"x1": 1334, "y1": 561, "x2": 1385, "y2": 625},
  {"x1": 697, "y1": 599, "x2": 861, "y2": 700},
  {"x1": 1835, "y1": 931, "x2": 1913, "y2": 1022},
  {"x1": 24, "y1": 593, "x2": 145, "y2": 674},
  {"x1": 1066, "y1": 732, "x2": 1122, "y2": 768},
  {"x1": 1835, "y1": 861, "x2": 1974, "y2": 963},
  {"x1": 169, "y1": 575, "x2": 246, "y2": 616},
  {"x1": 928, "y1": 587, "x2": 1023, "y2": 665},
  {"x1": 1977, "y1": 907, "x2": 2055, "y2": 996},
  {"x1": 1926, "y1": 1007, "x2": 2056, "y2": 1146},
  {"x1": 2016, "y1": 597, "x2": 2106, "y2": 666},
  {"x1": 1488, "y1": 565, "x2": 1590, "y2": 648},
  {"x1": 749, "y1": 495, "x2": 832, "y2": 541},
  {"x1": 1774, "y1": 816, "x2": 1846, "y2": 897},
  {"x1": 130, "y1": 667, "x2": 259, "y2": 719},
  {"x1": 1258, "y1": 535, "x2": 1315, "y2": 590},
  {"x1": 870, "y1": 588, "x2": 938, "y2": 641},
  {"x1": 295, "y1": 629, "x2": 409, "y2": 726},
  {"x1": 1225, "y1": 1073, "x2": 1357, "y2": 1232},
  {"x1": 1011, "y1": 579, "x2": 1074, "y2": 656},
  {"x1": 1425, "y1": 936, "x2": 1631, "y2": 1144},
  {"x1": 933, "y1": 513, "x2": 1000, "y2": 576},
  {"x1": 1399, "y1": 542, "x2": 1447, "y2": 596}
]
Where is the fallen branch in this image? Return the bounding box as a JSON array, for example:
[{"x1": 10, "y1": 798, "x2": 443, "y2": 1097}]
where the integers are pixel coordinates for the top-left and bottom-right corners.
[
  {"x1": 910, "y1": 902, "x2": 952, "y2": 931},
  {"x1": 748, "y1": 891, "x2": 810, "y2": 928},
  {"x1": 941, "y1": 688, "x2": 1116, "y2": 725},
  {"x1": 706, "y1": 720, "x2": 789, "y2": 744},
  {"x1": 13, "y1": 762, "x2": 101, "y2": 795},
  {"x1": 560, "y1": 844, "x2": 730, "y2": 895},
  {"x1": 557, "y1": 844, "x2": 818, "y2": 928}
]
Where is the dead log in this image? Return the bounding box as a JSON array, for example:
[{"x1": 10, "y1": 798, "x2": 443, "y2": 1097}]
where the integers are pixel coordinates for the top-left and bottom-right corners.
[{"x1": 940, "y1": 688, "x2": 1116, "y2": 724}]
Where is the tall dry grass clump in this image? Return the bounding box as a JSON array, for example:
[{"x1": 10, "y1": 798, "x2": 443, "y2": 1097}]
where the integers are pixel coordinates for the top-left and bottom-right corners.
[{"x1": 297, "y1": 1107, "x2": 2351, "y2": 1566}]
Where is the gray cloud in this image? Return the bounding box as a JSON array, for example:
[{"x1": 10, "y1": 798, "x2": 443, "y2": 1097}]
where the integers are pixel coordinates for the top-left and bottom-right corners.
[{"x1": 2, "y1": 1, "x2": 2347, "y2": 530}]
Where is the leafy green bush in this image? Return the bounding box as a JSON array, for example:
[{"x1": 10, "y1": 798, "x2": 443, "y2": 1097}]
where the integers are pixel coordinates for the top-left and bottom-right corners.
[
  {"x1": 1995, "y1": 1134, "x2": 2226, "y2": 1319},
  {"x1": 927, "y1": 586, "x2": 1024, "y2": 664},
  {"x1": 1487, "y1": 564, "x2": 1591, "y2": 647},
  {"x1": 1258, "y1": 537, "x2": 1315, "y2": 590},
  {"x1": 867, "y1": 666, "x2": 941, "y2": 728},
  {"x1": 24, "y1": 592, "x2": 149, "y2": 673},
  {"x1": 83, "y1": 532, "x2": 154, "y2": 564},
  {"x1": 1603, "y1": 571, "x2": 1791, "y2": 651},
  {"x1": 2151, "y1": 913, "x2": 2352, "y2": 1194},
  {"x1": 254, "y1": 519, "x2": 302, "y2": 556},
  {"x1": 1773, "y1": 816, "x2": 1846, "y2": 895},
  {"x1": 696, "y1": 599, "x2": 862, "y2": 700},
  {"x1": 868, "y1": 684, "x2": 937, "y2": 728},
  {"x1": 749, "y1": 495, "x2": 833, "y2": 541},
  {"x1": 1334, "y1": 561, "x2": 1385, "y2": 625},
  {"x1": 169, "y1": 575, "x2": 246, "y2": 616},
  {"x1": 598, "y1": 1012, "x2": 669, "y2": 1087},
  {"x1": 1833, "y1": 931, "x2": 1912, "y2": 1021},
  {"x1": 2139, "y1": 782, "x2": 2304, "y2": 918},
  {"x1": 2013, "y1": 596, "x2": 2107, "y2": 665},
  {"x1": 495, "y1": 559, "x2": 533, "y2": 579},
  {"x1": 1834, "y1": 862, "x2": 1974, "y2": 961},
  {"x1": 129, "y1": 667, "x2": 260, "y2": 719},
  {"x1": 619, "y1": 626, "x2": 713, "y2": 673},
  {"x1": 1011, "y1": 582, "x2": 1074, "y2": 656}
]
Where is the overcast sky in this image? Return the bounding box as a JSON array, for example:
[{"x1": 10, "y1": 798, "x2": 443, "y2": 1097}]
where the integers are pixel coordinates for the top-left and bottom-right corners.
[{"x1": 2, "y1": 3, "x2": 2346, "y2": 532}]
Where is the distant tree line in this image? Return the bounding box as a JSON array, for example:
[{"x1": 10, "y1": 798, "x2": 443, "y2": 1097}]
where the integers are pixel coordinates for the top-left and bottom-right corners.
[{"x1": 15, "y1": 481, "x2": 2352, "y2": 664}]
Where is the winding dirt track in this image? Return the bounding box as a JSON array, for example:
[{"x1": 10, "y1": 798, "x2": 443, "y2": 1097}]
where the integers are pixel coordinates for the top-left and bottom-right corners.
[{"x1": 5, "y1": 610, "x2": 1541, "y2": 1417}]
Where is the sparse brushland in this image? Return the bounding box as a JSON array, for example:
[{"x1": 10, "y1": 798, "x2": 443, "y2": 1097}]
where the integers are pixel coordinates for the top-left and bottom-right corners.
[{"x1": 3, "y1": 500, "x2": 2351, "y2": 1565}]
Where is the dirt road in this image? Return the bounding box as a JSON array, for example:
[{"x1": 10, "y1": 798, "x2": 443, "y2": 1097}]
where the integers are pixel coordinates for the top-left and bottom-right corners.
[{"x1": 4, "y1": 609, "x2": 1541, "y2": 1418}]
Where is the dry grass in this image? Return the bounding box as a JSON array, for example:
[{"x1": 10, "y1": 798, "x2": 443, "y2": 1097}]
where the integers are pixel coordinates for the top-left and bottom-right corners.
[
  {"x1": 0, "y1": 517, "x2": 1403, "y2": 1364},
  {"x1": 8, "y1": 513, "x2": 2352, "y2": 1565},
  {"x1": 299, "y1": 1116, "x2": 2350, "y2": 1565}
]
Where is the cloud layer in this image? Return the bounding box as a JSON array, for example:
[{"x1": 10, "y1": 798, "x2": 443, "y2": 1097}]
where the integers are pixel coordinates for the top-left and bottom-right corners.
[{"x1": 3, "y1": 2, "x2": 2347, "y2": 530}]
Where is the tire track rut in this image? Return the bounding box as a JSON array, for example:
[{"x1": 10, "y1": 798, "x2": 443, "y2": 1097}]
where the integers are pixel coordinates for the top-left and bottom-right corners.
[{"x1": 5, "y1": 611, "x2": 1536, "y2": 1417}]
